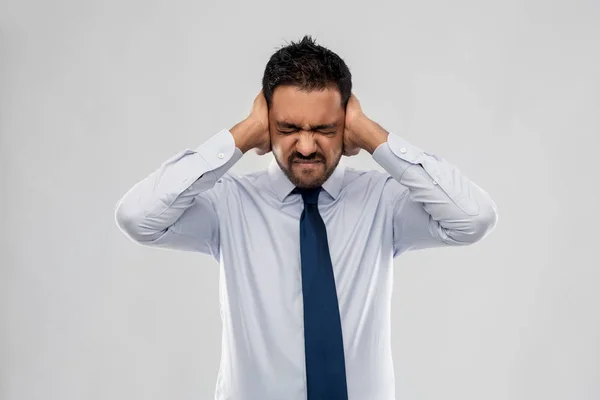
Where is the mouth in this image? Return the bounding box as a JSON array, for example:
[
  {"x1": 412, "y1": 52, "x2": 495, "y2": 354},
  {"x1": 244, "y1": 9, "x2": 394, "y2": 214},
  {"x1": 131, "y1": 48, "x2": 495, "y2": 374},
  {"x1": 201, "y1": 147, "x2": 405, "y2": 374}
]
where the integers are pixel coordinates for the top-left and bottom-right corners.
[
  {"x1": 293, "y1": 160, "x2": 323, "y2": 167},
  {"x1": 293, "y1": 159, "x2": 322, "y2": 164}
]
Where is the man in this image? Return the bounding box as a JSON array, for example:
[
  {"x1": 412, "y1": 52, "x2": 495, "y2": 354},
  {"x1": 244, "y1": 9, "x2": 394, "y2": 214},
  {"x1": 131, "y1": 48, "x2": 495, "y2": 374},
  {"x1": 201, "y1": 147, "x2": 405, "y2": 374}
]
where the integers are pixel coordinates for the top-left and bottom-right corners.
[{"x1": 115, "y1": 35, "x2": 498, "y2": 400}]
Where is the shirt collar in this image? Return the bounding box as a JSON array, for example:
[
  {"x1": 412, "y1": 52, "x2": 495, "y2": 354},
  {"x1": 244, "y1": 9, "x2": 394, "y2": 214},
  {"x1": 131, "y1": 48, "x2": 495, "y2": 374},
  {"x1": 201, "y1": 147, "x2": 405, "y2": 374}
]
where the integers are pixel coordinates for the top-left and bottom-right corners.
[{"x1": 268, "y1": 157, "x2": 346, "y2": 202}]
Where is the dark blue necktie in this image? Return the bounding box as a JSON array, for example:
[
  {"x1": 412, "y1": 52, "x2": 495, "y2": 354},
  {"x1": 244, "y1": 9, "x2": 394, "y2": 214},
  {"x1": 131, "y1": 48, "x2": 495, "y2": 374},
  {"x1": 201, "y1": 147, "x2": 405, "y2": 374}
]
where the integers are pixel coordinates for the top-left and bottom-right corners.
[{"x1": 295, "y1": 186, "x2": 348, "y2": 400}]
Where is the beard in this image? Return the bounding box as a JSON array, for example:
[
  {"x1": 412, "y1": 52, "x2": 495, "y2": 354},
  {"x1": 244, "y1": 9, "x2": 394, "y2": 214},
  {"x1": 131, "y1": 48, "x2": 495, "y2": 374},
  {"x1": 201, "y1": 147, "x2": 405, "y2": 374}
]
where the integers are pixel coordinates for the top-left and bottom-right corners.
[{"x1": 275, "y1": 151, "x2": 342, "y2": 189}]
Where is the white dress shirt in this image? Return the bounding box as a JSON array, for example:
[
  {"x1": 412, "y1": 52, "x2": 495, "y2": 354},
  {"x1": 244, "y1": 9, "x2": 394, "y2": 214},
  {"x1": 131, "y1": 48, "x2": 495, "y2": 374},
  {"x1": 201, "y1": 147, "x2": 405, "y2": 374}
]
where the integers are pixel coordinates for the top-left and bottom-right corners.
[{"x1": 115, "y1": 128, "x2": 498, "y2": 400}]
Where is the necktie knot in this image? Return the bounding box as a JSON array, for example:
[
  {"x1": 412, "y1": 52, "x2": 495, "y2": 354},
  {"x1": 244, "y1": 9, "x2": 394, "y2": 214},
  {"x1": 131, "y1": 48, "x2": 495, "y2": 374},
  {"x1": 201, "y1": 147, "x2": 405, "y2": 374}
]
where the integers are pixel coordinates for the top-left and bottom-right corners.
[{"x1": 294, "y1": 186, "x2": 322, "y2": 205}]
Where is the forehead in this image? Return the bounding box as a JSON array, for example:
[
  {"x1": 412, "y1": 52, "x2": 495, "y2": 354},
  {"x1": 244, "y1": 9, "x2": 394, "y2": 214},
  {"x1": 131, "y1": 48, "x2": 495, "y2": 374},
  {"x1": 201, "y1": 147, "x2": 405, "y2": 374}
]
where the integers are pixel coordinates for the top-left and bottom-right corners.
[{"x1": 270, "y1": 85, "x2": 344, "y2": 124}]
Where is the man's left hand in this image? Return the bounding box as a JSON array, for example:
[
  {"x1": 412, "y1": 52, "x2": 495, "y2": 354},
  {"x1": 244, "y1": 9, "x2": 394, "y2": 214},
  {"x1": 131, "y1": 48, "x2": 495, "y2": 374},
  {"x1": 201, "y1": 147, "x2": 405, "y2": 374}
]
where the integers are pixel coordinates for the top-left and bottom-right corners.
[{"x1": 343, "y1": 93, "x2": 389, "y2": 156}]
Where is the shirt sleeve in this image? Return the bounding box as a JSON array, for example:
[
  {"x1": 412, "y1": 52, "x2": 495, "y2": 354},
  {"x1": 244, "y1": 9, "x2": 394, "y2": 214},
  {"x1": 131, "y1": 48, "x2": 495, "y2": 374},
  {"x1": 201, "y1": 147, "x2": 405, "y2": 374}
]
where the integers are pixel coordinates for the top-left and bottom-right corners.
[
  {"x1": 372, "y1": 132, "x2": 498, "y2": 256},
  {"x1": 114, "y1": 128, "x2": 243, "y2": 257}
]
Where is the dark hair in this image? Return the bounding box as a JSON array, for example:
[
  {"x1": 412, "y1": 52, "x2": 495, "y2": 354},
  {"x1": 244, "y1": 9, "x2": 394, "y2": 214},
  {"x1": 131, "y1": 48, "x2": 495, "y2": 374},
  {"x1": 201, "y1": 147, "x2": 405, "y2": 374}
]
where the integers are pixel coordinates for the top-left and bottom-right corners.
[{"x1": 262, "y1": 35, "x2": 352, "y2": 108}]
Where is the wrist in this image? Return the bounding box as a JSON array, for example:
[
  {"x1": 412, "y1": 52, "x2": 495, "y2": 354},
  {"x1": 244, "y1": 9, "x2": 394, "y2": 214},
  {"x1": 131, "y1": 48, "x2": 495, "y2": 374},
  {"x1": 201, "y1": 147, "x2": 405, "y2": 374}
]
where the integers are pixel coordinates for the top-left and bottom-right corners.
[
  {"x1": 354, "y1": 118, "x2": 389, "y2": 154},
  {"x1": 230, "y1": 118, "x2": 261, "y2": 153}
]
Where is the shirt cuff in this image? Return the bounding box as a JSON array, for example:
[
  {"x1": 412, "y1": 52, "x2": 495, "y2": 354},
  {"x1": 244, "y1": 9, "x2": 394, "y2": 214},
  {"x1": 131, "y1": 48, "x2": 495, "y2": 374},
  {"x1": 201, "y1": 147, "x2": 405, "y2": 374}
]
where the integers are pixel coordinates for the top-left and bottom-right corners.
[
  {"x1": 372, "y1": 132, "x2": 424, "y2": 181},
  {"x1": 194, "y1": 128, "x2": 239, "y2": 170},
  {"x1": 189, "y1": 129, "x2": 243, "y2": 186},
  {"x1": 161, "y1": 129, "x2": 242, "y2": 195}
]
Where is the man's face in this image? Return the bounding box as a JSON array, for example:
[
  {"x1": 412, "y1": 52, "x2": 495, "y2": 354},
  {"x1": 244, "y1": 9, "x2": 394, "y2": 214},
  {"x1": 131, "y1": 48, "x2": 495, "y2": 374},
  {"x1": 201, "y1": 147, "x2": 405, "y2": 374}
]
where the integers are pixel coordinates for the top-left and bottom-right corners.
[{"x1": 269, "y1": 85, "x2": 345, "y2": 189}]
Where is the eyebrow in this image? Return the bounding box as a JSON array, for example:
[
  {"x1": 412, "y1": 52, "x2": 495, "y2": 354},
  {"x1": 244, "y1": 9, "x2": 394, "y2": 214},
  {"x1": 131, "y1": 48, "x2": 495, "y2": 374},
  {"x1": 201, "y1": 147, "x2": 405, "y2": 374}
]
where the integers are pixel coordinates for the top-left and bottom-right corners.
[{"x1": 276, "y1": 121, "x2": 338, "y2": 131}]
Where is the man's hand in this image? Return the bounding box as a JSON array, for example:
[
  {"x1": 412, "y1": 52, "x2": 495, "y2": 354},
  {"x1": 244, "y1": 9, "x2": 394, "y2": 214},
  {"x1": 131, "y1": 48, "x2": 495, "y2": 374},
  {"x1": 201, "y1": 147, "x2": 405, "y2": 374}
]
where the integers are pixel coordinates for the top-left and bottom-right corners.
[
  {"x1": 231, "y1": 90, "x2": 271, "y2": 155},
  {"x1": 343, "y1": 93, "x2": 389, "y2": 156},
  {"x1": 342, "y1": 94, "x2": 365, "y2": 156}
]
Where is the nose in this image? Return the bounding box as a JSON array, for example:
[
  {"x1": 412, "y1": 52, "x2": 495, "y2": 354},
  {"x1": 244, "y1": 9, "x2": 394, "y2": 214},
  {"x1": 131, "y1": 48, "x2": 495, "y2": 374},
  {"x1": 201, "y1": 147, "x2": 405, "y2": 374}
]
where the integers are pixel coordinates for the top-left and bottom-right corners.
[{"x1": 295, "y1": 133, "x2": 318, "y2": 156}]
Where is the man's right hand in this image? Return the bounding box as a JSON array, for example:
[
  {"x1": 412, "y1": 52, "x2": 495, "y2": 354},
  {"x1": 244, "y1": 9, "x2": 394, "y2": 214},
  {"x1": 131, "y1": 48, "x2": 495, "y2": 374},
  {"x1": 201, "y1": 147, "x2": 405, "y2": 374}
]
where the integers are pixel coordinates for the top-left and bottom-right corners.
[{"x1": 230, "y1": 90, "x2": 271, "y2": 155}]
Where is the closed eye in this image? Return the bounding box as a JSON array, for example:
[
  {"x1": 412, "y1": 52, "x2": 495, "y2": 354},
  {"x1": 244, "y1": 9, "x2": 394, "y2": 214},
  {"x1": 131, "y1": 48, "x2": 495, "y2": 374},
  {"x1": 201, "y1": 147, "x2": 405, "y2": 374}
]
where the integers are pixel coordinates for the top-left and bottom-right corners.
[{"x1": 278, "y1": 129, "x2": 336, "y2": 135}]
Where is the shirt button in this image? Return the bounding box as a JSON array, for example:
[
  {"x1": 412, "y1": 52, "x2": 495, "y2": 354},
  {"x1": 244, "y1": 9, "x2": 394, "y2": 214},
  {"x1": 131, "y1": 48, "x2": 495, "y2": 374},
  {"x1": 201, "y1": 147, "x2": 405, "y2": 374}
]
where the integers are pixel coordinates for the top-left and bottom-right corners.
[
  {"x1": 218, "y1": 152, "x2": 224, "y2": 159},
  {"x1": 400, "y1": 148, "x2": 407, "y2": 154},
  {"x1": 433, "y1": 181, "x2": 438, "y2": 185}
]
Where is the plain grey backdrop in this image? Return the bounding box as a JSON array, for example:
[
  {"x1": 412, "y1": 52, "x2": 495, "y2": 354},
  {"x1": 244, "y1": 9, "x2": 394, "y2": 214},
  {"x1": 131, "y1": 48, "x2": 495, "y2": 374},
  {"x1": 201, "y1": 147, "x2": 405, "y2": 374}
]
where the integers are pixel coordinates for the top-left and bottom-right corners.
[{"x1": 1, "y1": 0, "x2": 599, "y2": 399}]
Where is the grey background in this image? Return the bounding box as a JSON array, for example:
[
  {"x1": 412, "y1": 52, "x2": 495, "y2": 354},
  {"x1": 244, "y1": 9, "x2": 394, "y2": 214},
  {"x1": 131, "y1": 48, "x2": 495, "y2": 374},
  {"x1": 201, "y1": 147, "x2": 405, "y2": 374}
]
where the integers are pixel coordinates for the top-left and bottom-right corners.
[{"x1": 1, "y1": 0, "x2": 599, "y2": 399}]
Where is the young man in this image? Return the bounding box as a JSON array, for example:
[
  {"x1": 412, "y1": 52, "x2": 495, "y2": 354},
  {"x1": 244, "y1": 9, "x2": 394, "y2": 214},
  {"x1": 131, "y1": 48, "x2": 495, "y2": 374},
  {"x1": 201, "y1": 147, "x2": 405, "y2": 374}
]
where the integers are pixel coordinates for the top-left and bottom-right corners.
[{"x1": 115, "y1": 35, "x2": 498, "y2": 400}]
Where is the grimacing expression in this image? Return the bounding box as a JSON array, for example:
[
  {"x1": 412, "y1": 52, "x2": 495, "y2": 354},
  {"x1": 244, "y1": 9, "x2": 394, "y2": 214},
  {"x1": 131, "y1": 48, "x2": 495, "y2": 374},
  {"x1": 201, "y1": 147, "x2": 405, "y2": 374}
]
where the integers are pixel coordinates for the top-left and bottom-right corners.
[{"x1": 269, "y1": 85, "x2": 345, "y2": 189}]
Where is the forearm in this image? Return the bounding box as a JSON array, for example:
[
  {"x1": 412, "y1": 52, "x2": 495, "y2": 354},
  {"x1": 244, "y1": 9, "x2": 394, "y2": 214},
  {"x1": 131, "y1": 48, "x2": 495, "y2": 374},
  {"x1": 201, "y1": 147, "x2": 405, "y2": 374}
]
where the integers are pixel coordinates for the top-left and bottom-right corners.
[
  {"x1": 114, "y1": 129, "x2": 242, "y2": 242},
  {"x1": 373, "y1": 133, "x2": 498, "y2": 244},
  {"x1": 230, "y1": 118, "x2": 263, "y2": 154},
  {"x1": 352, "y1": 117, "x2": 389, "y2": 154}
]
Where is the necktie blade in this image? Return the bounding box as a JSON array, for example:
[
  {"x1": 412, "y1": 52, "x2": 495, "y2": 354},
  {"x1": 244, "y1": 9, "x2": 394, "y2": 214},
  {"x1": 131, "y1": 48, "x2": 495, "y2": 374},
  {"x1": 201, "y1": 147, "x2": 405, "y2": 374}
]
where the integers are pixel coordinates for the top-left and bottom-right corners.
[{"x1": 297, "y1": 186, "x2": 348, "y2": 399}]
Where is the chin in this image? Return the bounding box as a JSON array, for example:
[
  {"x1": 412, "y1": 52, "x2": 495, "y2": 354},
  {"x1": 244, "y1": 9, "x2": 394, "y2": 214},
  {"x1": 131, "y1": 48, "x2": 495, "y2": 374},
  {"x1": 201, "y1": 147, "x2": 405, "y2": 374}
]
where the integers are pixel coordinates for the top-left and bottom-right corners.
[
  {"x1": 292, "y1": 170, "x2": 328, "y2": 189},
  {"x1": 276, "y1": 154, "x2": 340, "y2": 189},
  {"x1": 294, "y1": 178, "x2": 324, "y2": 189}
]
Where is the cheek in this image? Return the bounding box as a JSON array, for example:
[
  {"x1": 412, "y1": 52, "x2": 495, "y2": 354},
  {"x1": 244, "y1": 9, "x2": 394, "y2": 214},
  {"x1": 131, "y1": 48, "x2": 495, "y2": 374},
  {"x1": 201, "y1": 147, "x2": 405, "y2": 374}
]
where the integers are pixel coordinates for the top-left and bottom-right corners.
[
  {"x1": 321, "y1": 137, "x2": 343, "y2": 159},
  {"x1": 271, "y1": 138, "x2": 292, "y2": 162}
]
